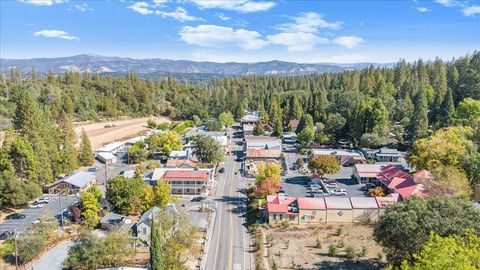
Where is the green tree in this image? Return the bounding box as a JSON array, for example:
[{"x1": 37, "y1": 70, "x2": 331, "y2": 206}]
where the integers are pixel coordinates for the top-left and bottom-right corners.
[
  {"x1": 455, "y1": 98, "x2": 480, "y2": 125},
  {"x1": 307, "y1": 156, "x2": 340, "y2": 177},
  {"x1": 127, "y1": 141, "x2": 148, "y2": 164},
  {"x1": 365, "y1": 99, "x2": 389, "y2": 134},
  {"x1": 218, "y1": 111, "x2": 235, "y2": 128},
  {"x1": 253, "y1": 121, "x2": 265, "y2": 136},
  {"x1": 460, "y1": 144, "x2": 480, "y2": 190},
  {"x1": 153, "y1": 181, "x2": 175, "y2": 209},
  {"x1": 297, "y1": 126, "x2": 314, "y2": 145},
  {"x1": 157, "y1": 131, "x2": 182, "y2": 156},
  {"x1": 150, "y1": 219, "x2": 164, "y2": 270},
  {"x1": 374, "y1": 196, "x2": 480, "y2": 266},
  {"x1": 437, "y1": 87, "x2": 455, "y2": 128},
  {"x1": 81, "y1": 190, "x2": 101, "y2": 228},
  {"x1": 255, "y1": 161, "x2": 282, "y2": 185},
  {"x1": 296, "y1": 113, "x2": 314, "y2": 134},
  {"x1": 57, "y1": 113, "x2": 78, "y2": 173},
  {"x1": 107, "y1": 177, "x2": 144, "y2": 215},
  {"x1": 78, "y1": 129, "x2": 94, "y2": 166},
  {"x1": 407, "y1": 90, "x2": 429, "y2": 139},
  {"x1": 325, "y1": 113, "x2": 346, "y2": 139},
  {"x1": 395, "y1": 231, "x2": 480, "y2": 270},
  {"x1": 190, "y1": 135, "x2": 224, "y2": 164}
]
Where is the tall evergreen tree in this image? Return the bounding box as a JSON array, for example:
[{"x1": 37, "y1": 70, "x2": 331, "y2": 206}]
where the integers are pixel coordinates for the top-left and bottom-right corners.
[
  {"x1": 408, "y1": 89, "x2": 429, "y2": 140},
  {"x1": 78, "y1": 129, "x2": 94, "y2": 166},
  {"x1": 58, "y1": 112, "x2": 78, "y2": 173},
  {"x1": 150, "y1": 219, "x2": 164, "y2": 270},
  {"x1": 437, "y1": 87, "x2": 455, "y2": 128}
]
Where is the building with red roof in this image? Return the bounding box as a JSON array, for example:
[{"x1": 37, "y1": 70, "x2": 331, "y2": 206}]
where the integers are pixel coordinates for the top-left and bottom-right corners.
[
  {"x1": 265, "y1": 195, "x2": 395, "y2": 224},
  {"x1": 165, "y1": 159, "x2": 199, "y2": 169},
  {"x1": 160, "y1": 170, "x2": 210, "y2": 195},
  {"x1": 376, "y1": 164, "x2": 426, "y2": 200}
]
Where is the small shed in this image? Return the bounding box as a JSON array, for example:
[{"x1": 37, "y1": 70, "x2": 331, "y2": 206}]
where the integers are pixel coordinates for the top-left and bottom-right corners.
[{"x1": 96, "y1": 152, "x2": 117, "y2": 164}]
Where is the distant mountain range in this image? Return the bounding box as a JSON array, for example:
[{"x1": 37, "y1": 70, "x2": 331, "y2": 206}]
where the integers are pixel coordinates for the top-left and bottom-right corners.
[{"x1": 0, "y1": 54, "x2": 393, "y2": 79}]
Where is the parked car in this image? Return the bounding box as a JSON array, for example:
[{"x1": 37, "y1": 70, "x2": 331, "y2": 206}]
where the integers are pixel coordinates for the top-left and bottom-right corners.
[
  {"x1": 191, "y1": 196, "x2": 206, "y2": 202},
  {"x1": 35, "y1": 197, "x2": 50, "y2": 204},
  {"x1": 29, "y1": 202, "x2": 44, "y2": 208},
  {"x1": 361, "y1": 183, "x2": 377, "y2": 191},
  {"x1": 219, "y1": 167, "x2": 225, "y2": 173},
  {"x1": 325, "y1": 183, "x2": 338, "y2": 189},
  {"x1": 332, "y1": 189, "x2": 347, "y2": 196},
  {"x1": 6, "y1": 213, "x2": 26, "y2": 220},
  {"x1": 0, "y1": 230, "x2": 15, "y2": 240},
  {"x1": 88, "y1": 167, "x2": 99, "y2": 172}
]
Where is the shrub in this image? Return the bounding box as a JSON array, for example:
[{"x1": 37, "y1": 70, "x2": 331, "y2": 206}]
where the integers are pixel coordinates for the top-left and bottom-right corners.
[
  {"x1": 334, "y1": 228, "x2": 343, "y2": 236},
  {"x1": 280, "y1": 220, "x2": 290, "y2": 229},
  {"x1": 328, "y1": 244, "x2": 338, "y2": 257},
  {"x1": 345, "y1": 246, "x2": 356, "y2": 259},
  {"x1": 315, "y1": 238, "x2": 322, "y2": 249},
  {"x1": 337, "y1": 240, "x2": 345, "y2": 249}
]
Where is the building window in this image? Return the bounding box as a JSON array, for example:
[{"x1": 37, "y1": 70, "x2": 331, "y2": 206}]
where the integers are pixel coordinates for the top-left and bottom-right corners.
[
  {"x1": 273, "y1": 214, "x2": 277, "y2": 220},
  {"x1": 142, "y1": 227, "x2": 147, "y2": 235},
  {"x1": 279, "y1": 214, "x2": 283, "y2": 220}
]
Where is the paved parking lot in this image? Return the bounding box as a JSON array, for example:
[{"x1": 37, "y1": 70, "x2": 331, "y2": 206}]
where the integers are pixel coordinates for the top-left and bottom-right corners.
[
  {"x1": 0, "y1": 194, "x2": 79, "y2": 237},
  {"x1": 281, "y1": 166, "x2": 366, "y2": 198}
]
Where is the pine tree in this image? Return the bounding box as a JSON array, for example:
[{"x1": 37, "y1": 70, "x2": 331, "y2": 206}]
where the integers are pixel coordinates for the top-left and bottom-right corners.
[
  {"x1": 58, "y1": 113, "x2": 78, "y2": 172},
  {"x1": 78, "y1": 129, "x2": 94, "y2": 166},
  {"x1": 408, "y1": 89, "x2": 429, "y2": 139},
  {"x1": 150, "y1": 219, "x2": 164, "y2": 270},
  {"x1": 437, "y1": 87, "x2": 455, "y2": 128}
]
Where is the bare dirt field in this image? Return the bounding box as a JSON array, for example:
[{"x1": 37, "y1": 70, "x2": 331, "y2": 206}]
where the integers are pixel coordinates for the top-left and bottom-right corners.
[
  {"x1": 264, "y1": 223, "x2": 385, "y2": 270},
  {"x1": 74, "y1": 116, "x2": 170, "y2": 150}
]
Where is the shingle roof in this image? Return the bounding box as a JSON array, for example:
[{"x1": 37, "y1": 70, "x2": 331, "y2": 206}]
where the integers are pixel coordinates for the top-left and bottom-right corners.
[
  {"x1": 165, "y1": 159, "x2": 198, "y2": 168},
  {"x1": 324, "y1": 197, "x2": 352, "y2": 209},
  {"x1": 297, "y1": 198, "x2": 326, "y2": 210},
  {"x1": 350, "y1": 197, "x2": 379, "y2": 209},
  {"x1": 161, "y1": 170, "x2": 209, "y2": 181}
]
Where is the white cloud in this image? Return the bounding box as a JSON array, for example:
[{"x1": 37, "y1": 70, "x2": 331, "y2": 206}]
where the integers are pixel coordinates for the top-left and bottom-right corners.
[
  {"x1": 216, "y1": 12, "x2": 231, "y2": 21},
  {"x1": 416, "y1": 7, "x2": 429, "y2": 12},
  {"x1": 152, "y1": 0, "x2": 168, "y2": 6},
  {"x1": 462, "y1": 5, "x2": 480, "y2": 16},
  {"x1": 267, "y1": 32, "x2": 328, "y2": 52},
  {"x1": 155, "y1": 7, "x2": 202, "y2": 21},
  {"x1": 74, "y1": 3, "x2": 93, "y2": 12},
  {"x1": 128, "y1": 2, "x2": 202, "y2": 21},
  {"x1": 17, "y1": 0, "x2": 66, "y2": 5},
  {"x1": 333, "y1": 36, "x2": 363, "y2": 48},
  {"x1": 128, "y1": 2, "x2": 153, "y2": 15},
  {"x1": 33, "y1": 30, "x2": 79, "y2": 40},
  {"x1": 277, "y1": 12, "x2": 343, "y2": 32},
  {"x1": 180, "y1": 25, "x2": 268, "y2": 50},
  {"x1": 434, "y1": 0, "x2": 459, "y2": 7},
  {"x1": 189, "y1": 0, "x2": 275, "y2": 13}
]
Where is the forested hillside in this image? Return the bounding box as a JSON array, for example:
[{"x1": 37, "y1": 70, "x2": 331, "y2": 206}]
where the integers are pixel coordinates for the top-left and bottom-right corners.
[{"x1": 1, "y1": 52, "x2": 479, "y2": 207}]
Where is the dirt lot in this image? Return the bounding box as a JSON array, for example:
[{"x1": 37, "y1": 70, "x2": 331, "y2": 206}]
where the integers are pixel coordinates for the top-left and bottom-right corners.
[
  {"x1": 74, "y1": 117, "x2": 170, "y2": 150},
  {"x1": 264, "y1": 223, "x2": 385, "y2": 270}
]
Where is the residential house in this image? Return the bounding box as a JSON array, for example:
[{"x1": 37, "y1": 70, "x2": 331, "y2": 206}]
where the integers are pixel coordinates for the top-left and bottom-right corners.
[
  {"x1": 100, "y1": 212, "x2": 134, "y2": 231},
  {"x1": 265, "y1": 194, "x2": 299, "y2": 224},
  {"x1": 365, "y1": 147, "x2": 405, "y2": 162},
  {"x1": 165, "y1": 159, "x2": 198, "y2": 169},
  {"x1": 169, "y1": 150, "x2": 190, "y2": 160},
  {"x1": 45, "y1": 171, "x2": 96, "y2": 194},
  {"x1": 352, "y1": 164, "x2": 387, "y2": 184},
  {"x1": 289, "y1": 119, "x2": 300, "y2": 131},
  {"x1": 135, "y1": 204, "x2": 177, "y2": 245},
  {"x1": 307, "y1": 149, "x2": 366, "y2": 166}
]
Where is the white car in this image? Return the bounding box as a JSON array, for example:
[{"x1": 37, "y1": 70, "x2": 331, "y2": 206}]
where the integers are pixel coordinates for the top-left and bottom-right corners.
[
  {"x1": 29, "y1": 203, "x2": 44, "y2": 209},
  {"x1": 332, "y1": 189, "x2": 347, "y2": 196},
  {"x1": 36, "y1": 197, "x2": 50, "y2": 204},
  {"x1": 325, "y1": 183, "x2": 338, "y2": 189}
]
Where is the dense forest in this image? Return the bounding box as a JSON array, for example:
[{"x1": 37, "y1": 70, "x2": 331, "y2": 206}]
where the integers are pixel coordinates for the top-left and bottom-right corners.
[{"x1": 1, "y1": 52, "x2": 479, "y2": 207}]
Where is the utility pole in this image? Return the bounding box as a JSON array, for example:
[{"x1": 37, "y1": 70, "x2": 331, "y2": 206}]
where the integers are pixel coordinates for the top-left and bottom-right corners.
[
  {"x1": 14, "y1": 233, "x2": 19, "y2": 270},
  {"x1": 104, "y1": 162, "x2": 108, "y2": 191},
  {"x1": 59, "y1": 192, "x2": 64, "y2": 231}
]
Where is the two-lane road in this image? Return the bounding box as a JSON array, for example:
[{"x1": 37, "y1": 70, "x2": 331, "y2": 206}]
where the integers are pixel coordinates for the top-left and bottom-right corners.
[{"x1": 206, "y1": 137, "x2": 252, "y2": 270}]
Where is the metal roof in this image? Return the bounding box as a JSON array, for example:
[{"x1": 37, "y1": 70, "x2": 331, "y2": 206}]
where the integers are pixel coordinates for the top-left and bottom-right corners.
[
  {"x1": 350, "y1": 197, "x2": 379, "y2": 209},
  {"x1": 324, "y1": 197, "x2": 352, "y2": 209},
  {"x1": 62, "y1": 171, "x2": 96, "y2": 188},
  {"x1": 297, "y1": 198, "x2": 326, "y2": 210}
]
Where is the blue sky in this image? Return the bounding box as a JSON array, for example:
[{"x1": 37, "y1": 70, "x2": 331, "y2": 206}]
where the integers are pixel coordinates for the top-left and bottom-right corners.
[{"x1": 1, "y1": 0, "x2": 479, "y2": 63}]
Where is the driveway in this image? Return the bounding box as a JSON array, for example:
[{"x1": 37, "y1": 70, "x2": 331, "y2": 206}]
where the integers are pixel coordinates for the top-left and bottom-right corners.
[
  {"x1": 0, "y1": 195, "x2": 79, "y2": 236},
  {"x1": 30, "y1": 240, "x2": 73, "y2": 270}
]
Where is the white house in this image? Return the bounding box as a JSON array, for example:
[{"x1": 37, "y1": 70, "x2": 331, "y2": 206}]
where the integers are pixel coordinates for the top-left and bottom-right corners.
[{"x1": 135, "y1": 204, "x2": 177, "y2": 245}]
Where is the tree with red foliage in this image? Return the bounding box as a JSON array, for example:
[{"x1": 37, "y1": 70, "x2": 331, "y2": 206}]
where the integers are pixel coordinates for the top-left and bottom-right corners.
[{"x1": 255, "y1": 177, "x2": 281, "y2": 197}]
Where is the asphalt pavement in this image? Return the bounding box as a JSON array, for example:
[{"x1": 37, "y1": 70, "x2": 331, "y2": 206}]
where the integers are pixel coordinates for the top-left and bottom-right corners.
[
  {"x1": 205, "y1": 137, "x2": 252, "y2": 270},
  {"x1": 0, "y1": 194, "x2": 79, "y2": 237}
]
